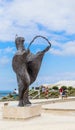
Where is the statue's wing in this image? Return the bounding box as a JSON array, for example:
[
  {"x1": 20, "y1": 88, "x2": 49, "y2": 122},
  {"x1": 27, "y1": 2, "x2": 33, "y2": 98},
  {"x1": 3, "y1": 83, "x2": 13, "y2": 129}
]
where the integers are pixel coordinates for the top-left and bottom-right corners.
[{"x1": 27, "y1": 52, "x2": 44, "y2": 84}]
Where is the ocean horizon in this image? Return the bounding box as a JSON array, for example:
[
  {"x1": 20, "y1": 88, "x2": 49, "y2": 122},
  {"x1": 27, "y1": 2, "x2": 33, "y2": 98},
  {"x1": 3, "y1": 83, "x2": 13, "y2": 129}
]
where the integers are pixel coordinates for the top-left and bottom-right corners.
[{"x1": 0, "y1": 90, "x2": 12, "y2": 99}]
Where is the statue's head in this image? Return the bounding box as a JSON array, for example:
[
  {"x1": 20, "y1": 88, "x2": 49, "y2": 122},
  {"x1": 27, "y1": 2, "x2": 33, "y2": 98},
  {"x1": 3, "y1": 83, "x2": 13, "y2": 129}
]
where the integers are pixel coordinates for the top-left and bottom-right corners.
[{"x1": 15, "y1": 37, "x2": 25, "y2": 51}]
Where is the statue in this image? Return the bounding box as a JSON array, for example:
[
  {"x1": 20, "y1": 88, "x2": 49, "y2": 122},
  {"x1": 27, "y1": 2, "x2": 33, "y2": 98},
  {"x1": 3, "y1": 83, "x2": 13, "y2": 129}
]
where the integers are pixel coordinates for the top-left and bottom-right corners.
[{"x1": 12, "y1": 35, "x2": 51, "y2": 106}]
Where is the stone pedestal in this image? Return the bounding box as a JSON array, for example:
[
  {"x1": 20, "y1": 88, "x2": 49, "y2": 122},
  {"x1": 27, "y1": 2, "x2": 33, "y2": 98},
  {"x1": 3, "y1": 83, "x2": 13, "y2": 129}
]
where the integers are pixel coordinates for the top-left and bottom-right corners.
[{"x1": 3, "y1": 104, "x2": 41, "y2": 119}]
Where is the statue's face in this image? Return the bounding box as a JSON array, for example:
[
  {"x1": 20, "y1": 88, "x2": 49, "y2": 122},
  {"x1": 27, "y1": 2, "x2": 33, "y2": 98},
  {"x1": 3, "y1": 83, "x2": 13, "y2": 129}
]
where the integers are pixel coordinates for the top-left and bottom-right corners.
[{"x1": 15, "y1": 37, "x2": 25, "y2": 51}]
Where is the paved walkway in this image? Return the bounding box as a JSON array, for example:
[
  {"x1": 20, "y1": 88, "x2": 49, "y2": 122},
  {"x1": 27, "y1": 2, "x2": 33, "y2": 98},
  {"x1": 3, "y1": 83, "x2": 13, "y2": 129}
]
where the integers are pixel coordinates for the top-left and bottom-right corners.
[
  {"x1": 42, "y1": 100, "x2": 75, "y2": 110},
  {"x1": 0, "y1": 97, "x2": 75, "y2": 130},
  {"x1": 30, "y1": 96, "x2": 75, "y2": 104}
]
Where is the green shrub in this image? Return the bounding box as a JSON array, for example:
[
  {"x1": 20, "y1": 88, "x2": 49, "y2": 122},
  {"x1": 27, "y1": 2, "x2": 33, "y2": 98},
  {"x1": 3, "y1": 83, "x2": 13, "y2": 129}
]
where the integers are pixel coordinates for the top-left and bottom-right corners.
[
  {"x1": 52, "y1": 86, "x2": 59, "y2": 90},
  {"x1": 61, "y1": 86, "x2": 67, "y2": 90},
  {"x1": 49, "y1": 91, "x2": 59, "y2": 98}
]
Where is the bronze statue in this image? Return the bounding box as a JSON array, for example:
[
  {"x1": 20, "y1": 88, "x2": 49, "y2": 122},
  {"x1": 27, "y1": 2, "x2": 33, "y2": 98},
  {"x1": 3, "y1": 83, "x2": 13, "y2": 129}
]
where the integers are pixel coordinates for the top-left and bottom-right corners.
[{"x1": 12, "y1": 35, "x2": 51, "y2": 106}]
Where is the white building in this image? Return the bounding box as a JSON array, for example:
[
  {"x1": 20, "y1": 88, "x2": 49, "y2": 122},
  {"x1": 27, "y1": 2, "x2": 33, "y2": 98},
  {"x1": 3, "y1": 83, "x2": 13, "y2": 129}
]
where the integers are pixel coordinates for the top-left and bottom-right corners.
[
  {"x1": 42, "y1": 80, "x2": 75, "y2": 88},
  {"x1": 52, "y1": 80, "x2": 75, "y2": 88}
]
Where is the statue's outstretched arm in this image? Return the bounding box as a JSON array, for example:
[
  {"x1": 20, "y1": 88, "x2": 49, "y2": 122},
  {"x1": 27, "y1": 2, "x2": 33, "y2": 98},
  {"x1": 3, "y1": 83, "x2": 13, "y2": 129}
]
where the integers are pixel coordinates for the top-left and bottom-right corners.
[
  {"x1": 36, "y1": 45, "x2": 50, "y2": 55},
  {"x1": 42, "y1": 45, "x2": 50, "y2": 53}
]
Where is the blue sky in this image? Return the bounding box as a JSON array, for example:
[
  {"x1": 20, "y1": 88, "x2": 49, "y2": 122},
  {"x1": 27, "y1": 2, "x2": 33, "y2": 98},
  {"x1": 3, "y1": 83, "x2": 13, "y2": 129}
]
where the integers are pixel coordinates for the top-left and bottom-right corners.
[{"x1": 0, "y1": 0, "x2": 75, "y2": 90}]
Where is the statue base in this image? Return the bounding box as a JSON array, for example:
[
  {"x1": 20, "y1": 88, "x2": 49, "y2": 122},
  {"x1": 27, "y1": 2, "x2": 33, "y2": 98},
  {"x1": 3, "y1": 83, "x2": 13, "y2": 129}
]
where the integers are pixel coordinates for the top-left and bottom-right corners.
[{"x1": 3, "y1": 104, "x2": 41, "y2": 119}]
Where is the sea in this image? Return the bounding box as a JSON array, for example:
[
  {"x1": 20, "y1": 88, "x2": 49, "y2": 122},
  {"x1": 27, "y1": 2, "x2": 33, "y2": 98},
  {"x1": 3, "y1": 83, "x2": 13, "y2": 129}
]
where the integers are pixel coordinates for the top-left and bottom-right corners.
[{"x1": 0, "y1": 90, "x2": 12, "y2": 99}]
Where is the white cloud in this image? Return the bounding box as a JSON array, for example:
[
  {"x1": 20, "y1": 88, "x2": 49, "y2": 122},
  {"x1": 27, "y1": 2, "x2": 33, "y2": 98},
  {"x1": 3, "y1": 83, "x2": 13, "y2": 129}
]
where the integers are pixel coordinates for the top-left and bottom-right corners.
[
  {"x1": 0, "y1": 46, "x2": 15, "y2": 65},
  {"x1": 50, "y1": 41, "x2": 75, "y2": 56},
  {"x1": 4, "y1": 46, "x2": 14, "y2": 53},
  {"x1": 0, "y1": 56, "x2": 10, "y2": 65},
  {"x1": 0, "y1": 0, "x2": 75, "y2": 41},
  {"x1": 0, "y1": 47, "x2": 15, "y2": 54}
]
